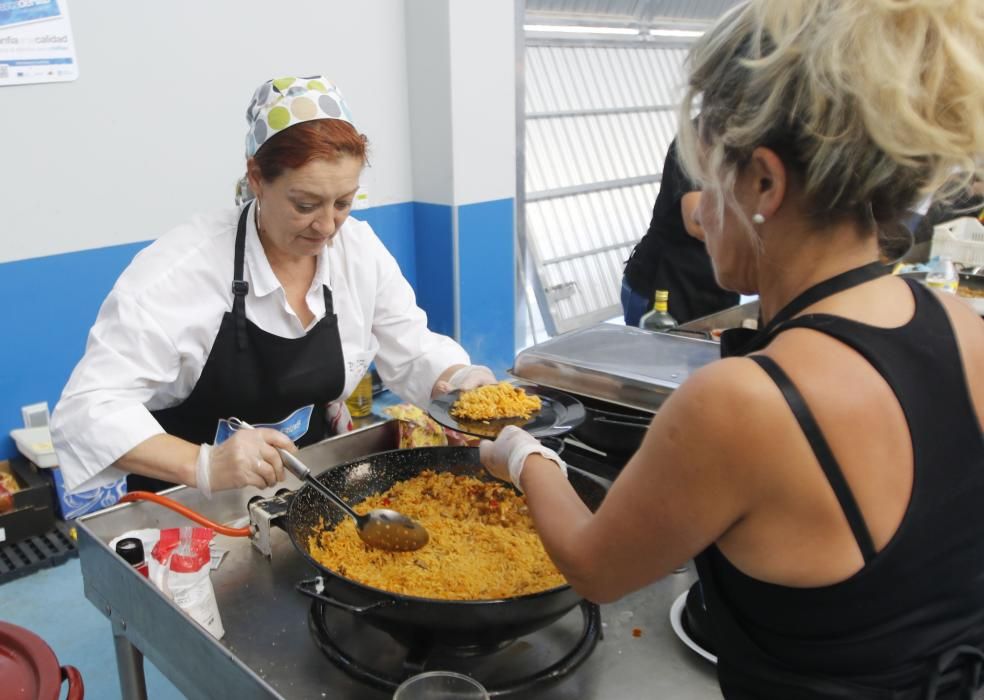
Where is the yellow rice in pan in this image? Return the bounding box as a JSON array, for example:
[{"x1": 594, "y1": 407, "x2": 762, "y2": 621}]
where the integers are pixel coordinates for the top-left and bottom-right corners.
[
  {"x1": 450, "y1": 381, "x2": 542, "y2": 421},
  {"x1": 307, "y1": 470, "x2": 564, "y2": 600}
]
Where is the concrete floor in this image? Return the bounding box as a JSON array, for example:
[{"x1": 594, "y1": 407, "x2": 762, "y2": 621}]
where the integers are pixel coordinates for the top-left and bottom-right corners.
[{"x1": 0, "y1": 557, "x2": 185, "y2": 699}]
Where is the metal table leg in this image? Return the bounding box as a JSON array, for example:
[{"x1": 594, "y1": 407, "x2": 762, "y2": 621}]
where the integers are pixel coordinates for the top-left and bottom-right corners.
[{"x1": 112, "y1": 622, "x2": 148, "y2": 700}]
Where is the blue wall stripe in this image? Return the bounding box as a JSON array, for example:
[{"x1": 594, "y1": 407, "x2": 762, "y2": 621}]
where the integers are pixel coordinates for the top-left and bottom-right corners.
[
  {"x1": 0, "y1": 241, "x2": 150, "y2": 461},
  {"x1": 357, "y1": 202, "x2": 416, "y2": 288},
  {"x1": 411, "y1": 202, "x2": 455, "y2": 338},
  {"x1": 457, "y1": 198, "x2": 515, "y2": 370}
]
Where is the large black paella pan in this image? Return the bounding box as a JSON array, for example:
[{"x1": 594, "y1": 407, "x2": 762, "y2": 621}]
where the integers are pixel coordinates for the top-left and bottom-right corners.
[{"x1": 286, "y1": 446, "x2": 608, "y2": 650}]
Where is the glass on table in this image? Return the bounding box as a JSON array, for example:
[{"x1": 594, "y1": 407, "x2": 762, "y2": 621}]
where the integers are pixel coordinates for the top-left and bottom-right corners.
[{"x1": 392, "y1": 671, "x2": 489, "y2": 700}]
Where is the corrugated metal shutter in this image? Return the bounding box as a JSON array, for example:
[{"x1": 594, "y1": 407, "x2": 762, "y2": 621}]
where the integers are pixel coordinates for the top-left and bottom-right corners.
[
  {"x1": 526, "y1": 0, "x2": 739, "y2": 25},
  {"x1": 517, "y1": 1, "x2": 742, "y2": 339},
  {"x1": 523, "y1": 41, "x2": 686, "y2": 335}
]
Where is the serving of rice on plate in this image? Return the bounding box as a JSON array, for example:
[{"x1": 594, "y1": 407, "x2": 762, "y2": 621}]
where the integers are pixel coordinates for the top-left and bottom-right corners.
[
  {"x1": 450, "y1": 381, "x2": 542, "y2": 421},
  {"x1": 307, "y1": 470, "x2": 564, "y2": 600}
]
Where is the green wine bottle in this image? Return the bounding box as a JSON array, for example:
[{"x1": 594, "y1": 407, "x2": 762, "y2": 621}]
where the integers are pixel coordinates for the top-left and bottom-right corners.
[{"x1": 640, "y1": 290, "x2": 677, "y2": 331}]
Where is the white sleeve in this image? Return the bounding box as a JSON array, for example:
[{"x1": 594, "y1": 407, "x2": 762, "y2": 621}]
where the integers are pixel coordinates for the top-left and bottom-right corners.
[
  {"x1": 367, "y1": 237, "x2": 469, "y2": 407},
  {"x1": 50, "y1": 291, "x2": 179, "y2": 492}
]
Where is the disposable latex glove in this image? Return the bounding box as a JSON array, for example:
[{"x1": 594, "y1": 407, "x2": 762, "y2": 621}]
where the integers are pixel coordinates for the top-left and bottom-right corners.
[
  {"x1": 433, "y1": 364, "x2": 497, "y2": 396},
  {"x1": 478, "y1": 425, "x2": 567, "y2": 492},
  {"x1": 195, "y1": 427, "x2": 296, "y2": 497},
  {"x1": 327, "y1": 400, "x2": 354, "y2": 435}
]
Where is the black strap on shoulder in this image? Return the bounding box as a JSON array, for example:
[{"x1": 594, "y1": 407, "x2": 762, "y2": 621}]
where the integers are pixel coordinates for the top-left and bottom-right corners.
[
  {"x1": 723, "y1": 262, "x2": 889, "y2": 358},
  {"x1": 766, "y1": 261, "x2": 888, "y2": 331},
  {"x1": 749, "y1": 354, "x2": 878, "y2": 563},
  {"x1": 232, "y1": 205, "x2": 251, "y2": 351}
]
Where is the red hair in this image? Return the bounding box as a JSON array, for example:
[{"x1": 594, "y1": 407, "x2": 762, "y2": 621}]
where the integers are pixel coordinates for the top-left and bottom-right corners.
[{"x1": 252, "y1": 119, "x2": 368, "y2": 182}]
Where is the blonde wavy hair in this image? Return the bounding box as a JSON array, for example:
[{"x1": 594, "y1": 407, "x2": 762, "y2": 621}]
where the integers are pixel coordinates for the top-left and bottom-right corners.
[{"x1": 677, "y1": 0, "x2": 984, "y2": 239}]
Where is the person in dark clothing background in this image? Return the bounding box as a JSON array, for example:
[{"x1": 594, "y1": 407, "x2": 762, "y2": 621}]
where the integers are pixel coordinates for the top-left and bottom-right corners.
[{"x1": 622, "y1": 138, "x2": 739, "y2": 325}]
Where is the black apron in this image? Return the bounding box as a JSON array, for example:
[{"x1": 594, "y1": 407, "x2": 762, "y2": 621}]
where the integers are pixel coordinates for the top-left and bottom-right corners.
[
  {"x1": 697, "y1": 260, "x2": 983, "y2": 698},
  {"x1": 130, "y1": 204, "x2": 345, "y2": 492}
]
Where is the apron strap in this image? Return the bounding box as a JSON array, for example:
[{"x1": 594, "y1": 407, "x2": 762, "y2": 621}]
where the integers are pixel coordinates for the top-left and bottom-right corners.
[
  {"x1": 231, "y1": 203, "x2": 335, "y2": 350},
  {"x1": 322, "y1": 285, "x2": 334, "y2": 317},
  {"x1": 232, "y1": 205, "x2": 251, "y2": 352},
  {"x1": 749, "y1": 354, "x2": 878, "y2": 563}
]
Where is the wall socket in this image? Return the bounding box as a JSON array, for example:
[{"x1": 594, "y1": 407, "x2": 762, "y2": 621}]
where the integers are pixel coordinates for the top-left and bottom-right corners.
[{"x1": 21, "y1": 402, "x2": 50, "y2": 429}]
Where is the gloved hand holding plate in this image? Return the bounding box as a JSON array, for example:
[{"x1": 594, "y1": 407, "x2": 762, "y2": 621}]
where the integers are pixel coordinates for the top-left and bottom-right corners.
[{"x1": 428, "y1": 381, "x2": 585, "y2": 439}]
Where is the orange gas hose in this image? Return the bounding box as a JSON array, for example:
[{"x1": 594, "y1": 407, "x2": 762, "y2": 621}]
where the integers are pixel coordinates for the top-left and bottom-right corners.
[{"x1": 119, "y1": 491, "x2": 253, "y2": 537}]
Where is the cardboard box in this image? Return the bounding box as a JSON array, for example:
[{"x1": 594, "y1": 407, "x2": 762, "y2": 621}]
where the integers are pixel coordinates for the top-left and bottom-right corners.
[
  {"x1": 0, "y1": 459, "x2": 56, "y2": 545},
  {"x1": 46, "y1": 467, "x2": 127, "y2": 521}
]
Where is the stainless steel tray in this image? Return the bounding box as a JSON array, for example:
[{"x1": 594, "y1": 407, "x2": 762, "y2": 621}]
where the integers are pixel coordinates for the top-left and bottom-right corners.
[
  {"x1": 512, "y1": 323, "x2": 721, "y2": 414},
  {"x1": 676, "y1": 300, "x2": 760, "y2": 335}
]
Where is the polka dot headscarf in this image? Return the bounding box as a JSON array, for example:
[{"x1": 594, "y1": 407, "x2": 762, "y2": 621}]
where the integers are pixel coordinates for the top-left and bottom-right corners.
[{"x1": 235, "y1": 75, "x2": 356, "y2": 204}]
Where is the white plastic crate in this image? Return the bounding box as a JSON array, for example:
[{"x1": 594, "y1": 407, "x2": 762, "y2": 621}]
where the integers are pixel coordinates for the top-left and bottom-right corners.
[
  {"x1": 10, "y1": 427, "x2": 57, "y2": 468},
  {"x1": 930, "y1": 217, "x2": 984, "y2": 267}
]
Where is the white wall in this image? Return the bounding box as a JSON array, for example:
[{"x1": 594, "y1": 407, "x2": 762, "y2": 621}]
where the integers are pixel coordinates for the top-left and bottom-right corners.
[
  {"x1": 449, "y1": 0, "x2": 517, "y2": 205},
  {"x1": 405, "y1": 0, "x2": 454, "y2": 206},
  {"x1": 0, "y1": 0, "x2": 415, "y2": 264},
  {"x1": 403, "y1": 0, "x2": 516, "y2": 207}
]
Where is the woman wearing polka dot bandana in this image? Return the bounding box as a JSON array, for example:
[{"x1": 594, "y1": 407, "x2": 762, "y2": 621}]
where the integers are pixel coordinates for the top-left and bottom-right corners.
[{"x1": 51, "y1": 76, "x2": 495, "y2": 496}]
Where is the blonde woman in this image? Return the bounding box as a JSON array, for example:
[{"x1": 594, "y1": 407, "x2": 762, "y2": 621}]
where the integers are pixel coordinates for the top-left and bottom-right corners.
[{"x1": 481, "y1": 1, "x2": 984, "y2": 696}]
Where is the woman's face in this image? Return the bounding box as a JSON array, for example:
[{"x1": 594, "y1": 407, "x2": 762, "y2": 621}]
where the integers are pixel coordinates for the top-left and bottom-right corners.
[
  {"x1": 695, "y1": 168, "x2": 762, "y2": 295},
  {"x1": 250, "y1": 155, "x2": 362, "y2": 259}
]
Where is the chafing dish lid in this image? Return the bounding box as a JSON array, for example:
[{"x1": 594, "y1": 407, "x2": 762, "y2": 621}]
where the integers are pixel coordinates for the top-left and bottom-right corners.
[{"x1": 512, "y1": 323, "x2": 721, "y2": 414}]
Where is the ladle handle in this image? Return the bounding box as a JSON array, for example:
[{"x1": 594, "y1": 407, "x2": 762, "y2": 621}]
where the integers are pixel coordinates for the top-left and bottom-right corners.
[
  {"x1": 228, "y1": 417, "x2": 360, "y2": 520},
  {"x1": 280, "y1": 451, "x2": 360, "y2": 520},
  {"x1": 278, "y1": 448, "x2": 311, "y2": 480}
]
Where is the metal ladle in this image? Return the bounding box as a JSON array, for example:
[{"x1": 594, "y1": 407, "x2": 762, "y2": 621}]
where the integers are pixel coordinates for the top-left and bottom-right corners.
[{"x1": 228, "y1": 418, "x2": 429, "y2": 552}]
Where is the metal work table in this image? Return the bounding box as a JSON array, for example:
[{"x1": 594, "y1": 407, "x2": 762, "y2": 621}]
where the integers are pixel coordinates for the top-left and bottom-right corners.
[{"x1": 77, "y1": 420, "x2": 719, "y2": 699}]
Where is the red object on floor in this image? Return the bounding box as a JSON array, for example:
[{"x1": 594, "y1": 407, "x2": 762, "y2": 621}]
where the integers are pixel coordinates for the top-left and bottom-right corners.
[{"x1": 0, "y1": 621, "x2": 84, "y2": 699}]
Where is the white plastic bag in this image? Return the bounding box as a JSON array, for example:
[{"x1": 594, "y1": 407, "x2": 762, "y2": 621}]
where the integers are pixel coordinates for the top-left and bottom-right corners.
[{"x1": 150, "y1": 527, "x2": 225, "y2": 639}]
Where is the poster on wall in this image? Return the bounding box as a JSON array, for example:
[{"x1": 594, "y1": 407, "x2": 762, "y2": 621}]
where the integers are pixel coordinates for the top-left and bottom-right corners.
[{"x1": 0, "y1": 0, "x2": 78, "y2": 86}]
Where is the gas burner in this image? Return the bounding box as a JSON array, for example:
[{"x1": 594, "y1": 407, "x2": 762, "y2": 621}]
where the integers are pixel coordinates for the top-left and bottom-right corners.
[
  {"x1": 247, "y1": 489, "x2": 294, "y2": 557},
  {"x1": 307, "y1": 599, "x2": 602, "y2": 697}
]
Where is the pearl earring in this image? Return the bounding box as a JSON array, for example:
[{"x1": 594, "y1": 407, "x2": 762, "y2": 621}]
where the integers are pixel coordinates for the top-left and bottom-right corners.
[{"x1": 752, "y1": 213, "x2": 766, "y2": 224}]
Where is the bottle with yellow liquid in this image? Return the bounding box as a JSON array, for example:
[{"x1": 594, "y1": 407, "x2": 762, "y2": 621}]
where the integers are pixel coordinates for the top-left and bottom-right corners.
[
  {"x1": 345, "y1": 371, "x2": 374, "y2": 418},
  {"x1": 640, "y1": 289, "x2": 678, "y2": 331},
  {"x1": 925, "y1": 256, "x2": 959, "y2": 295}
]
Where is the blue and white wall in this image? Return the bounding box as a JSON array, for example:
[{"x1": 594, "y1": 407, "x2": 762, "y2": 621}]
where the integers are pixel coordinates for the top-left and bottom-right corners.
[
  {"x1": 405, "y1": 0, "x2": 517, "y2": 364},
  {"x1": 0, "y1": 1, "x2": 516, "y2": 460}
]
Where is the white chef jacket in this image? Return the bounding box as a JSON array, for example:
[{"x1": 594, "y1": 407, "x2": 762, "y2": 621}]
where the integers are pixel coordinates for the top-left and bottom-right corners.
[{"x1": 51, "y1": 203, "x2": 469, "y2": 492}]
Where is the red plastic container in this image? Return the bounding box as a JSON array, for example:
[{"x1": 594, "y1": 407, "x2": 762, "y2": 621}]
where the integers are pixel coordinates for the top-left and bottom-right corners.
[{"x1": 0, "y1": 621, "x2": 83, "y2": 699}]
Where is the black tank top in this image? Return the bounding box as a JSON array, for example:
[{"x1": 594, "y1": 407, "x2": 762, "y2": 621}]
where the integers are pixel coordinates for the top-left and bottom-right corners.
[{"x1": 697, "y1": 279, "x2": 984, "y2": 698}]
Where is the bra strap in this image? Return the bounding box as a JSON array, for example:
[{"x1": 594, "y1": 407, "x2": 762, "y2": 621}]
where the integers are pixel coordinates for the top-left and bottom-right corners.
[{"x1": 750, "y1": 354, "x2": 878, "y2": 563}]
